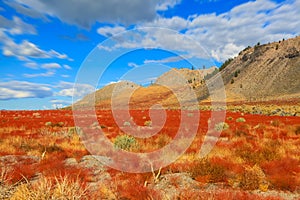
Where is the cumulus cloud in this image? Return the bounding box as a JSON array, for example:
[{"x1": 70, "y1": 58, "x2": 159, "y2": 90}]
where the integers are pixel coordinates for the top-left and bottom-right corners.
[
  {"x1": 50, "y1": 99, "x2": 71, "y2": 104},
  {"x1": 11, "y1": 0, "x2": 167, "y2": 27},
  {"x1": 0, "y1": 14, "x2": 71, "y2": 60},
  {"x1": 50, "y1": 99, "x2": 71, "y2": 108},
  {"x1": 97, "y1": 25, "x2": 126, "y2": 37},
  {"x1": 0, "y1": 81, "x2": 52, "y2": 100},
  {"x1": 24, "y1": 62, "x2": 39, "y2": 69},
  {"x1": 41, "y1": 62, "x2": 61, "y2": 69},
  {"x1": 120, "y1": 0, "x2": 300, "y2": 62},
  {"x1": 56, "y1": 81, "x2": 94, "y2": 98},
  {"x1": 1, "y1": 38, "x2": 71, "y2": 60},
  {"x1": 2, "y1": 39, "x2": 49, "y2": 60},
  {"x1": 9, "y1": 16, "x2": 37, "y2": 35},
  {"x1": 98, "y1": 28, "x2": 210, "y2": 59},
  {"x1": 144, "y1": 55, "x2": 189, "y2": 64},
  {"x1": 156, "y1": 0, "x2": 181, "y2": 11},
  {"x1": 142, "y1": 16, "x2": 188, "y2": 30},
  {"x1": 0, "y1": 16, "x2": 36, "y2": 35}
]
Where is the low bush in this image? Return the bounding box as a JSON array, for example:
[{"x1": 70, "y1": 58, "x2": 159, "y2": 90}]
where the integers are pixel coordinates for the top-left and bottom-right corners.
[
  {"x1": 214, "y1": 122, "x2": 229, "y2": 132},
  {"x1": 114, "y1": 135, "x2": 137, "y2": 151},
  {"x1": 10, "y1": 175, "x2": 88, "y2": 200},
  {"x1": 236, "y1": 117, "x2": 246, "y2": 122},
  {"x1": 240, "y1": 164, "x2": 268, "y2": 191},
  {"x1": 190, "y1": 158, "x2": 226, "y2": 183},
  {"x1": 144, "y1": 120, "x2": 152, "y2": 127}
]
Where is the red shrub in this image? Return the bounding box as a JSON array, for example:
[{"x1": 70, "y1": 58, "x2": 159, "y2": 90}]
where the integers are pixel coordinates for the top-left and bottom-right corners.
[
  {"x1": 262, "y1": 157, "x2": 300, "y2": 191},
  {"x1": 10, "y1": 163, "x2": 37, "y2": 183}
]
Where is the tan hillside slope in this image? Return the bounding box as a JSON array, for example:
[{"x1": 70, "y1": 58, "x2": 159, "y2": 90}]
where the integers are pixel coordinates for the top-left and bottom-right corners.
[
  {"x1": 73, "y1": 81, "x2": 140, "y2": 109},
  {"x1": 221, "y1": 36, "x2": 300, "y2": 101},
  {"x1": 73, "y1": 67, "x2": 218, "y2": 109}
]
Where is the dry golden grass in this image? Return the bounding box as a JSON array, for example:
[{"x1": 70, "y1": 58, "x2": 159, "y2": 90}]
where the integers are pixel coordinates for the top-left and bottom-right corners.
[{"x1": 9, "y1": 175, "x2": 88, "y2": 200}]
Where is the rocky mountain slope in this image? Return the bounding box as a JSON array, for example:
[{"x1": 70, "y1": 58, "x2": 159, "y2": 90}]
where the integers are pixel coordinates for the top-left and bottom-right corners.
[{"x1": 221, "y1": 36, "x2": 300, "y2": 101}]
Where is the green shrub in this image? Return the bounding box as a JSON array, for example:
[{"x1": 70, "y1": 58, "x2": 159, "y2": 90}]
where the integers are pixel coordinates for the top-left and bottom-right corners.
[
  {"x1": 236, "y1": 117, "x2": 246, "y2": 122},
  {"x1": 123, "y1": 121, "x2": 131, "y2": 127},
  {"x1": 57, "y1": 122, "x2": 64, "y2": 127},
  {"x1": 219, "y1": 58, "x2": 233, "y2": 71},
  {"x1": 214, "y1": 122, "x2": 229, "y2": 132},
  {"x1": 144, "y1": 120, "x2": 152, "y2": 127},
  {"x1": 227, "y1": 117, "x2": 233, "y2": 121},
  {"x1": 45, "y1": 121, "x2": 52, "y2": 126},
  {"x1": 114, "y1": 135, "x2": 137, "y2": 151}
]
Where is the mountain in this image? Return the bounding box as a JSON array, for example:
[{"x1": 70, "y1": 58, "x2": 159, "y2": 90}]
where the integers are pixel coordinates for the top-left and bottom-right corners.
[
  {"x1": 73, "y1": 36, "x2": 300, "y2": 109},
  {"x1": 73, "y1": 67, "x2": 218, "y2": 109},
  {"x1": 221, "y1": 36, "x2": 300, "y2": 101}
]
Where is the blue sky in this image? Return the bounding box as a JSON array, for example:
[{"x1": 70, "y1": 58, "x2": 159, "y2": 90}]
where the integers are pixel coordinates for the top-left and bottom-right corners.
[{"x1": 0, "y1": 0, "x2": 299, "y2": 110}]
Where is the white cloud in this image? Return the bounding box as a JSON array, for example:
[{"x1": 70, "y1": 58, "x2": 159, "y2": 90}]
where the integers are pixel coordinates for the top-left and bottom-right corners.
[
  {"x1": 142, "y1": 16, "x2": 188, "y2": 30},
  {"x1": 52, "y1": 103, "x2": 63, "y2": 109},
  {"x1": 0, "y1": 17, "x2": 71, "y2": 61},
  {"x1": 0, "y1": 15, "x2": 36, "y2": 35},
  {"x1": 99, "y1": 28, "x2": 210, "y2": 59},
  {"x1": 128, "y1": 62, "x2": 139, "y2": 68},
  {"x1": 211, "y1": 43, "x2": 244, "y2": 61},
  {"x1": 50, "y1": 99, "x2": 71, "y2": 104},
  {"x1": 130, "y1": 0, "x2": 300, "y2": 62},
  {"x1": 0, "y1": 81, "x2": 52, "y2": 100},
  {"x1": 23, "y1": 71, "x2": 55, "y2": 78},
  {"x1": 97, "y1": 25, "x2": 126, "y2": 37},
  {"x1": 63, "y1": 64, "x2": 72, "y2": 70},
  {"x1": 2, "y1": 39, "x2": 48, "y2": 60},
  {"x1": 156, "y1": 0, "x2": 181, "y2": 11},
  {"x1": 9, "y1": 16, "x2": 37, "y2": 35},
  {"x1": 61, "y1": 74, "x2": 70, "y2": 78},
  {"x1": 42, "y1": 63, "x2": 61, "y2": 69},
  {"x1": 24, "y1": 62, "x2": 38, "y2": 69},
  {"x1": 144, "y1": 54, "x2": 190, "y2": 64},
  {"x1": 50, "y1": 99, "x2": 71, "y2": 108},
  {"x1": 1, "y1": 38, "x2": 71, "y2": 61},
  {"x1": 56, "y1": 81, "x2": 94, "y2": 98}
]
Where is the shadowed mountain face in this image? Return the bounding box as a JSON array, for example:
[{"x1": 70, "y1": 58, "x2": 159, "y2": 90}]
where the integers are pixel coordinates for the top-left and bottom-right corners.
[{"x1": 73, "y1": 36, "x2": 300, "y2": 109}]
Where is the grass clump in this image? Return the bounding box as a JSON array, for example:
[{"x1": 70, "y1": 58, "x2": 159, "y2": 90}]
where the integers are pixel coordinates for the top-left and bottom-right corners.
[
  {"x1": 240, "y1": 165, "x2": 268, "y2": 191},
  {"x1": 114, "y1": 135, "x2": 137, "y2": 151},
  {"x1": 236, "y1": 117, "x2": 246, "y2": 123},
  {"x1": 214, "y1": 122, "x2": 229, "y2": 132},
  {"x1": 144, "y1": 120, "x2": 152, "y2": 127},
  {"x1": 190, "y1": 158, "x2": 226, "y2": 183},
  {"x1": 10, "y1": 175, "x2": 88, "y2": 200}
]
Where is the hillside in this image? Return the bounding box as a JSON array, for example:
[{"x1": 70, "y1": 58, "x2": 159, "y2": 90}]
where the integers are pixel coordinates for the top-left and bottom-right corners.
[
  {"x1": 221, "y1": 36, "x2": 300, "y2": 101},
  {"x1": 73, "y1": 67, "x2": 217, "y2": 109}
]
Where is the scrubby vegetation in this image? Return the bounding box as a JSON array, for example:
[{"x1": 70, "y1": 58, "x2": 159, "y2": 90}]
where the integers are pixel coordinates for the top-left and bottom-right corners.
[
  {"x1": 0, "y1": 109, "x2": 299, "y2": 199},
  {"x1": 219, "y1": 58, "x2": 233, "y2": 71}
]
